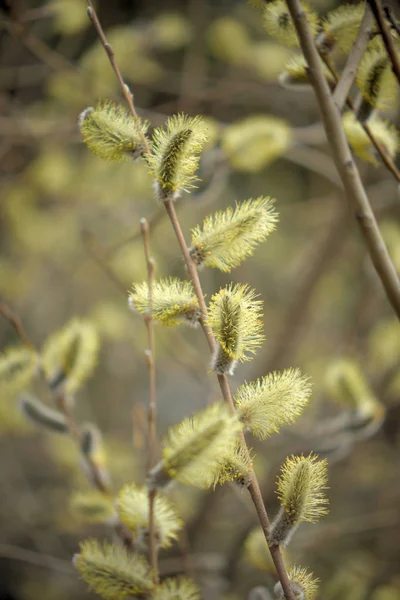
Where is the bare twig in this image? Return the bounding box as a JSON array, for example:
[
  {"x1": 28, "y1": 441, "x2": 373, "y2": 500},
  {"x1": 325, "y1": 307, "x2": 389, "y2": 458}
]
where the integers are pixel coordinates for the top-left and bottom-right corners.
[
  {"x1": 84, "y1": 4, "x2": 296, "y2": 597},
  {"x1": 165, "y1": 199, "x2": 294, "y2": 599},
  {"x1": 333, "y1": 6, "x2": 375, "y2": 112},
  {"x1": 86, "y1": 1, "x2": 150, "y2": 155},
  {"x1": 285, "y1": 0, "x2": 400, "y2": 320},
  {"x1": 140, "y1": 218, "x2": 159, "y2": 583},
  {"x1": 367, "y1": 0, "x2": 400, "y2": 87},
  {"x1": 321, "y1": 53, "x2": 400, "y2": 182},
  {"x1": 0, "y1": 302, "x2": 35, "y2": 348},
  {"x1": 384, "y1": 6, "x2": 400, "y2": 38}
]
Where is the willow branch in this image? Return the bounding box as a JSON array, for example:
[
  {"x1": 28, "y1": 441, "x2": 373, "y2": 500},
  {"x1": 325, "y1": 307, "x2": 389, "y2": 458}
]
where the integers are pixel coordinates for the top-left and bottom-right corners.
[
  {"x1": 367, "y1": 0, "x2": 400, "y2": 87},
  {"x1": 0, "y1": 302, "x2": 35, "y2": 348},
  {"x1": 285, "y1": 0, "x2": 400, "y2": 320},
  {"x1": 140, "y1": 218, "x2": 159, "y2": 583},
  {"x1": 85, "y1": 4, "x2": 297, "y2": 597},
  {"x1": 86, "y1": 1, "x2": 150, "y2": 155},
  {"x1": 320, "y1": 54, "x2": 400, "y2": 182}
]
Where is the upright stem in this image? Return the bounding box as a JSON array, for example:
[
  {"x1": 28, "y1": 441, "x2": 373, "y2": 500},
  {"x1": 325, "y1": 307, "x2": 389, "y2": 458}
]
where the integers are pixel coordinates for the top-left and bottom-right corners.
[
  {"x1": 85, "y1": 5, "x2": 296, "y2": 598},
  {"x1": 140, "y1": 218, "x2": 159, "y2": 584},
  {"x1": 285, "y1": 0, "x2": 400, "y2": 320},
  {"x1": 163, "y1": 201, "x2": 296, "y2": 600},
  {"x1": 164, "y1": 199, "x2": 215, "y2": 353}
]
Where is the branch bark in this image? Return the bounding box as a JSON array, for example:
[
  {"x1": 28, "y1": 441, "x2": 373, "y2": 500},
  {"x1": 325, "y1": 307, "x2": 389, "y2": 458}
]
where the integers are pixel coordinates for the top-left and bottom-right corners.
[
  {"x1": 285, "y1": 0, "x2": 400, "y2": 320},
  {"x1": 367, "y1": 0, "x2": 400, "y2": 87}
]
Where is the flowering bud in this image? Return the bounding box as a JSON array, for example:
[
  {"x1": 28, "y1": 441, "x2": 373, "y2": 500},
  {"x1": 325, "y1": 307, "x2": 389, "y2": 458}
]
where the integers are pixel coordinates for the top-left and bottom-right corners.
[
  {"x1": 148, "y1": 114, "x2": 208, "y2": 201},
  {"x1": 129, "y1": 278, "x2": 201, "y2": 327},
  {"x1": 190, "y1": 197, "x2": 278, "y2": 272},
  {"x1": 79, "y1": 101, "x2": 147, "y2": 161},
  {"x1": 73, "y1": 539, "x2": 154, "y2": 600},
  {"x1": 208, "y1": 284, "x2": 264, "y2": 375},
  {"x1": 269, "y1": 454, "x2": 328, "y2": 546}
]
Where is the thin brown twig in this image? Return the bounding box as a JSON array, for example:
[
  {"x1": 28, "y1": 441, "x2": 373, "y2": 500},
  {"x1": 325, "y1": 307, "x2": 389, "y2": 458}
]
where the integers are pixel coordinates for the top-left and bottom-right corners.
[
  {"x1": 0, "y1": 302, "x2": 35, "y2": 348},
  {"x1": 86, "y1": 1, "x2": 150, "y2": 155},
  {"x1": 384, "y1": 6, "x2": 400, "y2": 38},
  {"x1": 140, "y1": 218, "x2": 159, "y2": 583},
  {"x1": 367, "y1": 0, "x2": 400, "y2": 87},
  {"x1": 321, "y1": 53, "x2": 400, "y2": 182},
  {"x1": 286, "y1": 0, "x2": 400, "y2": 320},
  {"x1": 164, "y1": 205, "x2": 295, "y2": 600},
  {"x1": 84, "y1": 4, "x2": 296, "y2": 598}
]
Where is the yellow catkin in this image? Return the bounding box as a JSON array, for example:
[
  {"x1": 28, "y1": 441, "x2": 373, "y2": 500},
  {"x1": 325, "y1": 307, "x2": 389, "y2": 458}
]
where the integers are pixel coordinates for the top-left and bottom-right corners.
[{"x1": 190, "y1": 197, "x2": 278, "y2": 272}]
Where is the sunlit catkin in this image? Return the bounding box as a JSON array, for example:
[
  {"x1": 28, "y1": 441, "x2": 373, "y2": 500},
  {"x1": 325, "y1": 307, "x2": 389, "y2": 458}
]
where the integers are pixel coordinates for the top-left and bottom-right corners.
[
  {"x1": 79, "y1": 101, "x2": 147, "y2": 161},
  {"x1": 356, "y1": 42, "x2": 399, "y2": 113},
  {"x1": 268, "y1": 454, "x2": 328, "y2": 546},
  {"x1": 41, "y1": 318, "x2": 99, "y2": 395},
  {"x1": 152, "y1": 577, "x2": 200, "y2": 600},
  {"x1": 116, "y1": 483, "x2": 183, "y2": 548},
  {"x1": 208, "y1": 284, "x2": 264, "y2": 375},
  {"x1": 263, "y1": 0, "x2": 320, "y2": 48},
  {"x1": 274, "y1": 565, "x2": 319, "y2": 600},
  {"x1": 148, "y1": 402, "x2": 242, "y2": 489},
  {"x1": 318, "y1": 3, "x2": 365, "y2": 55},
  {"x1": 279, "y1": 54, "x2": 334, "y2": 88},
  {"x1": 129, "y1": 278, "x2": 200, "y2": 327},
  {"x1": 73, "y1": 539, "x2": 154, "y2": 600},
  {"x1": 148, "y1": 113, "x2": 208, "y2": 201},
  {"x1": 235, "y1": 368, "x2": 312, "y2": 440},
  {"x1": 190, "y1": 197, "x2": 278, "y2": 272}
]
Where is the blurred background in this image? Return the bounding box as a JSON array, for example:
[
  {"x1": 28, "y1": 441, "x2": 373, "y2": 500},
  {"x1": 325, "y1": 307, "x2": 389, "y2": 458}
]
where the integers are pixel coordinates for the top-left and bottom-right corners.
[{"x1": 1, "y1": 0, "x2": 400, "y2": 599}]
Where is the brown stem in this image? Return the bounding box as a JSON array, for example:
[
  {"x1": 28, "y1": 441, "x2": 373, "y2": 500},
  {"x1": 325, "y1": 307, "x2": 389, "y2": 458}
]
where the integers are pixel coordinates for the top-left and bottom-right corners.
[
  {"x1": 321, "y1": 54, "x2": 400, "y2": 183},
  {"x1": 163, "y1": 198, "x2": 215, "y2": 353},
  {"x1": 140, "y1": 218, "x2": 159, "y2": 582},
  {"x1": 285, "y1": 0, "x2": 400, "y2": 320},
  {"x1": 84, "y1": 4, "x2": 296, "y2": 597},
  {"x1": 86, "y1": 0, "x2": 150, "y2": 155},
  {"x1": 0, "y1": 302, "x2": 35, "y2": 348},
  {"x1": 384, "y1": 6, "x2": 400, "y2": 38},
  {"x1": 367, "y1": 0, "x2": 400, "y2": 87}
]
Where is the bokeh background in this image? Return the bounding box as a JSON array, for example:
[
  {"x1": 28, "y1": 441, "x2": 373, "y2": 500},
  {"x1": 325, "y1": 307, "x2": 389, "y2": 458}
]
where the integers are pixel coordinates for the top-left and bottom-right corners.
[{"x1": 1, "y1": 0, "x2": 400, "y2": 599}]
